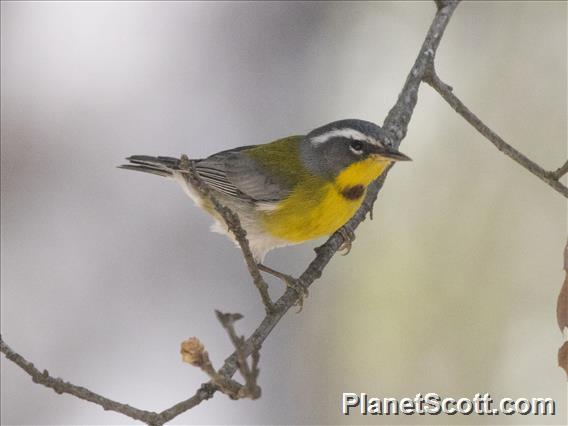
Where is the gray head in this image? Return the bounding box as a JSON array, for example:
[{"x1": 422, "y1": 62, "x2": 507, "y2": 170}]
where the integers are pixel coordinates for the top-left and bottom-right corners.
[{"x1": 299, "y1": 119, "x2": 411, "y2": 179}]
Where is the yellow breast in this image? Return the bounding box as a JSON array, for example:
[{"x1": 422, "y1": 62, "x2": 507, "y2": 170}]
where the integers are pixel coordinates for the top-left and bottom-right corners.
[{"x1": 261, "y1": 157, "x2": 390, "y2": 242}]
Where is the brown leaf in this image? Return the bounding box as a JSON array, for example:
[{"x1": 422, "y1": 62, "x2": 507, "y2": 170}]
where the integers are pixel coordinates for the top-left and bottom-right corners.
[
  {"x1": 557, "y1": 241, "x2": 568, "y2": 331},
  {"x1": 558, "y1": 341, "x2": 568, "y2": 379}
]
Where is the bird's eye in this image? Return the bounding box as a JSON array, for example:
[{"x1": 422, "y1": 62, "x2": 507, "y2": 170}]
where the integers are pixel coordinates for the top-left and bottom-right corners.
[{"x1": 350, "y1": 140, "x2": 364, "y2": 154}]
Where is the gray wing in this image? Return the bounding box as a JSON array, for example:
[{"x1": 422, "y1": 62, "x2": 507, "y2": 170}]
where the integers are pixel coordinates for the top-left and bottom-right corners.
[{"x1": 195, "y1": 146, "x2": 290, "y2": 202}]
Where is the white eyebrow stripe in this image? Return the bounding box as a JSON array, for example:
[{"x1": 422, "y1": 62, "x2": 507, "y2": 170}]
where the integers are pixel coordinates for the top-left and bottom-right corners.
[
  {"x1": 311, "y1": 128, "x2": 367, "y2": 144},
  {"x1": 310, "y1": 128, "x2": 382, "y2": 146}
]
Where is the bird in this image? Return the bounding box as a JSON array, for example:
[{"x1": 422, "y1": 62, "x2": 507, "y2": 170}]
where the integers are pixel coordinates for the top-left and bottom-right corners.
[{"x1": 119, "y1": 119, "x2": 410, "y2": 267}]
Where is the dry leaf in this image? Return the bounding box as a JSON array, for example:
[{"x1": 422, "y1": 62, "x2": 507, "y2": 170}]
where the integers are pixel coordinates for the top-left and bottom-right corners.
[
  {"x1": 558, "y1": 341, "x2": 568, "y2": 379},
  {"x1": 557, "y1": 241, "x2": 568, "y2": 331}
]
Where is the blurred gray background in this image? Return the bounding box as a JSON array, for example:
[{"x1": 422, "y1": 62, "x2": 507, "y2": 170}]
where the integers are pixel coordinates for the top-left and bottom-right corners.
[{"x1": 1, "y1": 1, "x2": 566, "y2": 424}]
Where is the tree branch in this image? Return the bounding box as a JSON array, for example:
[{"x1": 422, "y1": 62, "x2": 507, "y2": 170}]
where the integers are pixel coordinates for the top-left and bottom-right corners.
[
  {"x1": 551, "y1": 160, "x2": 568, "y2": 180},
  {"x1": 0, "y1": 336, "x2": 163, "y2": 425},
  {"x1": 424, "y1": 68, "x2": 568, "y2": 198}
]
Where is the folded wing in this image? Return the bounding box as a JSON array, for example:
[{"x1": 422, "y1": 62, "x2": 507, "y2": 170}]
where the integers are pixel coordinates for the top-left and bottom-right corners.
[{"x1": 195, "y1": 146, "x2": 292, "y2": 203}]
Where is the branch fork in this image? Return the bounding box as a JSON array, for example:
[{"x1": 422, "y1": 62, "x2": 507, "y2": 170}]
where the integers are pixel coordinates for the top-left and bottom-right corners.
[{"x1": 181, "y1": 312, "x2": 261, "y2": 400}]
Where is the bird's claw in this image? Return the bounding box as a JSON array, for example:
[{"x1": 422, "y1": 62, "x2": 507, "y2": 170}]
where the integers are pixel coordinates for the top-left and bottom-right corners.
[
  {"x1": 284, "y1": 276, "x2": 309, "y2": 313},
  {"x1": 257, "y1": 263, "x2": 309, "y2": 312},
  {"x1": 337, "y1": 228, "x2": 356, "y2": 255}
]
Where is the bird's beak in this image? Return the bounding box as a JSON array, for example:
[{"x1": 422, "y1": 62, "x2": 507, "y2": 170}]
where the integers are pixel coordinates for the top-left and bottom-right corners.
[
  {"x1": 380, "y1": 149, "x2": 412, "y2": 161},
  {"x1": 369, "y1": 145, "x2": 412, "y2": 161}
]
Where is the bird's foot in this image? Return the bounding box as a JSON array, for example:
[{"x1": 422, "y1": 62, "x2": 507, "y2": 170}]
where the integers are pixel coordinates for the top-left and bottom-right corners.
[
  {"x1": 257, "y1": 264, "x2": 309, "y2": 312},
  {"x1": 337, "y1": 227, "x2": 356, "y2": 255}
]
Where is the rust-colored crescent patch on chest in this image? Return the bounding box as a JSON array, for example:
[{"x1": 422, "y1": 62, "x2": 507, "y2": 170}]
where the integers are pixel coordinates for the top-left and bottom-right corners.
[{"x1": 340, "y1": 184, "x2": 365, "y2": 200}]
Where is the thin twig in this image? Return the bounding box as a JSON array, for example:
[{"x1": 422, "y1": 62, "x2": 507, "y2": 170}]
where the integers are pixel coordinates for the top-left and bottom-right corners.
[
  {"x1": 551, "y1": 160, "x2": 568, "y2": 180},
  {"x1": 179, "y1": 156, "x2": 275, "y2": 313},
  {"x1": 215, "y1": 311, "x2": 261, "y2": 399},
  {"x1": 424, "y1": 69, "x2": 568, "y2": 198},
  {"x1": 383, "y1": 1, "x2": 457, "y2": 144},
  {"x1": 180, "y1": 312, "x2": 260, "y2": 400},
  {"x1": 0, "y1": 336, "x2": 163, "y2": 425},
  {"x1": 180, "y1": 336, "x2": 244, "y2": 399}
]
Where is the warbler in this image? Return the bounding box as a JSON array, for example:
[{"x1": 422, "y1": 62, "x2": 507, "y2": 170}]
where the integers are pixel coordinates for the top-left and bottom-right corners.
[{"x1": 120, "y1": 119, "x2": 410, "y2": 262}]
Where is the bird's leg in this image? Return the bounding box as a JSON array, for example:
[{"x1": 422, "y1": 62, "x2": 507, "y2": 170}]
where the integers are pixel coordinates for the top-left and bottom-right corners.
[
  {"x1": 337, "y1": 227, "x2": 356, "y2": 255},
  {"x1": 257, "y1": 263, "x2": 309, "y2": 311}
]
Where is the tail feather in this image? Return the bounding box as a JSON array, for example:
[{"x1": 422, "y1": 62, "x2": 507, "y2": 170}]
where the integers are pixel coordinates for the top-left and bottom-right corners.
[{"x1": 118, "y1": 155, "x2": 183, "y2": 178}]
